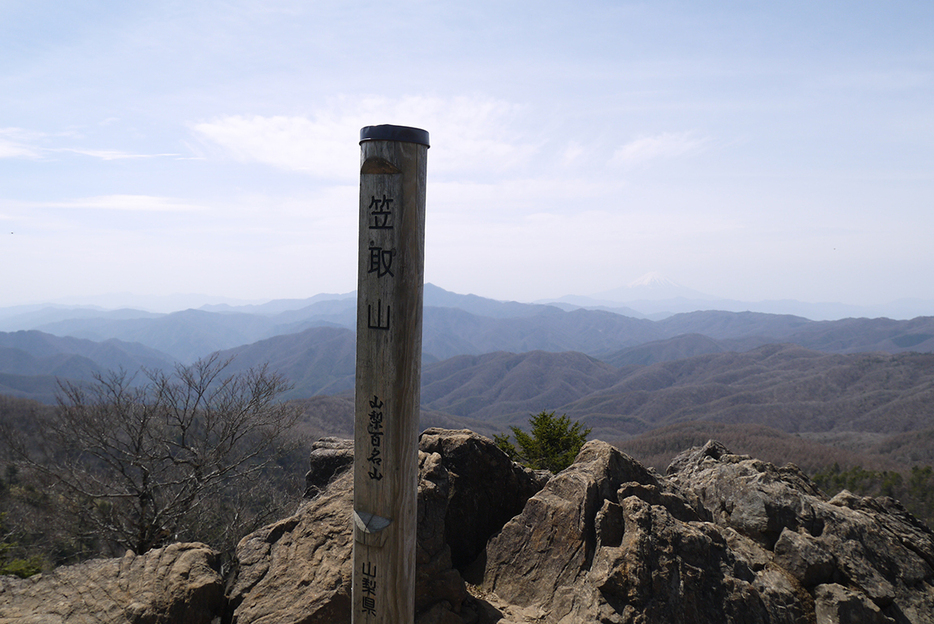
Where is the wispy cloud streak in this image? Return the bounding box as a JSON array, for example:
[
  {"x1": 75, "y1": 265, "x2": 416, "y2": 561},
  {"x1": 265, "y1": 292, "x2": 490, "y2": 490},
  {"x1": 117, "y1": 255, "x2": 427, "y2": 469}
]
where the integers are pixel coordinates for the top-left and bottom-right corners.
[
  {"x1": 191, "y1": 95, "x2": 537, "y2": 180},
  {"x1": 610, "y1": 131, "x2": 707, "y2": 166},
  {"x1": 39, "y1": 195, "x2": 207, "y2": 212}
]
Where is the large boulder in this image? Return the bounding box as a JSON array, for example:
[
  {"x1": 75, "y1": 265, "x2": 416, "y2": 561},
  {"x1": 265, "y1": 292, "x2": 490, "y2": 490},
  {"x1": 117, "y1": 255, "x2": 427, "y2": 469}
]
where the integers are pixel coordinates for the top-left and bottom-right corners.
[
  {"x1": 304, "y1": 436, "x2": 355, "y2": 498},
  {"x1": 667, "y1": 440, "x2": 934, "y2": 623},
  {"x1": 0, "y1": 542, "x2": 224, "y2": 624},
  {"x1": 229, "y1": 467, "x2": 354, "y2": 624},
  {"x1": 666, "y1": 440, "x2": 826, "y2": 548},
  {"x1": 230, "y1": 428, "x2": 547, "y2": 624},
  {"x1": 480, "y1": 440, "x2": 788, "y2": 623},
  {"x1": 478, "y1": 439, "x2": 934, "y2": 624},
  {"x1": 419, "y1": 428, "x2": 549, "y2": 575}
]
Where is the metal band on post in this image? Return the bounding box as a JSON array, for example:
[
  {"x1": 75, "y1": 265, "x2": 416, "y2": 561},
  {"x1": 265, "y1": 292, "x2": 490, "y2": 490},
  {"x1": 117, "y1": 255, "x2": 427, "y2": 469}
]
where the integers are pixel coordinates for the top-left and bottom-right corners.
[{"x1": 352, "y1": 124, "x2": 428, "y2": 623}]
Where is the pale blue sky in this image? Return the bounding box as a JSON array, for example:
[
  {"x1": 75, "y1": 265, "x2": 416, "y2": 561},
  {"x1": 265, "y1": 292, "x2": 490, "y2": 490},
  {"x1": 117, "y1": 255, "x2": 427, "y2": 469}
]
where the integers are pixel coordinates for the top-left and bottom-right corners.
[{"x1": 1, "y1": 1, "x2": 932, "y2": 309}]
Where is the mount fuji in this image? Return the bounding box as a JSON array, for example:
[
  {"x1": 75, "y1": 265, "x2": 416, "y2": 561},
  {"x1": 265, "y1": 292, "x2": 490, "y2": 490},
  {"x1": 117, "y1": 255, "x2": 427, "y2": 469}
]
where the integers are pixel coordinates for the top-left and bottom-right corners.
[{"x1": 595, "y1": 272, "x2": 715, "y2": 302}]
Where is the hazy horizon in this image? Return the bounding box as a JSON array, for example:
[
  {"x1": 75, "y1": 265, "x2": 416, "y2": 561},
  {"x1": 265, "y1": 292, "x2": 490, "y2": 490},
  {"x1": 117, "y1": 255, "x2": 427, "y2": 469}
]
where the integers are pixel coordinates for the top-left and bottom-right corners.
[{"x1": 2, "y1": 274, "x2": 931, "y2": 322}]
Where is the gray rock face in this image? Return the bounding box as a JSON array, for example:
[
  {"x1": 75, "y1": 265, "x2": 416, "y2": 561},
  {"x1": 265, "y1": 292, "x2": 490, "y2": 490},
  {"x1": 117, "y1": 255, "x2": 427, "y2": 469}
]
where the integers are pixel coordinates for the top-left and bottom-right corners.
[
  {"x1": 479, "y1": 438, "x2": 934, "y2": 623},
  {"x1": 0, "y1": 542, "x2": 223, "y2": 624},
  {"x1": 814, "y1": 583, "x2": 891, "y2": 624},
  {"x1": 667, "y1": 440, "x2": 934, "y2": 623},
  {"x1": 230, "y1": 428, "x2": 546, "y2": 624},
  {"x1": 304, "y1": 436, "x2": 355, "y2": 497},
  {"x1": 419, "y1": 428, "x2": 549, "y2": 574},
  {"x1": 230, "y1": 467, "x2": 354, "y2": 624},
  {"x1": 4, "y1": 432, "x2": 934, "y2": 624},
  {"x1": 481, "y1": 439, "x2": 780, "y2": 623},
  {"x1": 667, "y1": 440, "x2": 827, "y2": 549}
]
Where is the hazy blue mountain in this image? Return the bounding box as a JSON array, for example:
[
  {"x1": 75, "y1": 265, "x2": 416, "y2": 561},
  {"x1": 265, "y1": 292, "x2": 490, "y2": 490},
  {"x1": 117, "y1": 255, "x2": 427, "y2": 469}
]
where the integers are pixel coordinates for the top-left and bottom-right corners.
[
  {"x1": 0, "y1": 306, "x2": 160, "y2": 332},
  {"x1": 215, "y1": 326, "x2": 357, "y2": 399},
  {"x1": 0, "y1": 372, "x2": 64, "y2": 404},
  {"x1": 0, "y1": 330, "x2": 173, "y2": 371},
  {"x1": 44, "y1": 292, "x2": 263, "y2": 313},
  {"x1": 0, "y1": 348, "x2": 102, "y2": 382},
  {"x1": 4, "y1": 285, "x2": 934, "y2": 384},
  {"x1": 602, "y1": 333, "x2": 727, "y2": 367},
  {"x1": 423, "y1": 306, "x2": 660, "y2": 361},
  {"x1": 654, "y1": 310, "x2": 812, "y2": 340},
  {"x1": 25, "y1": 290, "x2": 661, "y2": 364},
  {"x1": 540, "y1": 298, "x2": 649, "y2": 319},
  {"x1": 0, "y1": 330, "x2": 175, "y2": 402},
  {"x1": 781, "y1": 316, "x2": 934, "y2": 354},
  {"x1": 201, "y1": 291, "x2": 355, "y2": 316},
  {"x1": 423, "y1": 283, "x2": 548, "y2": 318},
  {"x1": 536, "y1": 273, "x2": 934, "y2": 321},
  {"x1": 266, "y1": 298, "x2": 357, "y2": 335},
  {"x1": 35, "y1": 309, "x2": 280, "y2": 363},
  {"x1": 545, "y1": 295, "x2": 934, "y2": 323},
  {"x1": 29, "y1": 298, "x2": 357, "y2": 363},
  {"x1": 198, "y1": 281, "x2": 543, "y2": 319},
  {"x1": 420, "y1": 350, "x2": 623, "y2": 421}
]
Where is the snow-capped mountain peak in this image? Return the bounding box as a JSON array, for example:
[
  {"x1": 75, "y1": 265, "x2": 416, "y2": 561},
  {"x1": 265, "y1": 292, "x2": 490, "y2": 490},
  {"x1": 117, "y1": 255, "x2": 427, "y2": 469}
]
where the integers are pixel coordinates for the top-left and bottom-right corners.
[{"x1": 627, "y1": 271, "x2": 681, "y2": 289}]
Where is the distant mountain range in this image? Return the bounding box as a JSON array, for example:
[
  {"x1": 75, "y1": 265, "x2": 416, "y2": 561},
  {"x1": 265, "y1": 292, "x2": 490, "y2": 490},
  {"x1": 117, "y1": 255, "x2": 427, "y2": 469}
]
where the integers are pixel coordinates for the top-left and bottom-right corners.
[
  {"x1": 541, "y1": 274, "x2": 934, "y2": 321},
  {"x1": 0, "y1": 330, "x2": 178, "y2": 403},
  {"x1": 4, "y1": 284, "x2": 933, "y2": 365},
  {"x1": 2, "y1": 284, "x2": 934, "y2": 473},
  {"x1": 0, "y1": 283, "x2": 931, "y2": 391},
  {"x1": 6, "y1": 272, "x2": 932, "y2": 321}
]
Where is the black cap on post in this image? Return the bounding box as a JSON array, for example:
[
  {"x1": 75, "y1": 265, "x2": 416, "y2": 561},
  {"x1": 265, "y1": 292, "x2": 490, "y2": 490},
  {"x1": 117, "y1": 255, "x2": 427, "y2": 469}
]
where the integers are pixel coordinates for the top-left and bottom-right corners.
[{"x1": 360, "y1": 124, "x2": 430, "y2": 148}]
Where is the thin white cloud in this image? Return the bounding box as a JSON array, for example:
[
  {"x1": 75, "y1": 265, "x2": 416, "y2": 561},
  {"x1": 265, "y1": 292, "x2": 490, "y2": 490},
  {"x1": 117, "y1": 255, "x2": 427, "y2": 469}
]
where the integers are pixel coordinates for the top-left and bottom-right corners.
[
  {"x1": 192, "y1": 114, "x2": 346, "y2": 176},
  {"x1": 0, "y1": 128, "x2": 181, "y2": 161},
  {"x1": 51, "y1": 148, "x2": 182, "y2": 160},
  {"x1": 0, "y1": 128, "x2": 41, "y2": 159},
  {"x1": 0, "y1": 141, "x2": 34, "y2": 159},
  {"x1": 190, "y1": 95, "x2": 538, "y2": 180},
  {"x1": 43, "y1": 195, "x2": 207, "y2": 212},
  {"x1": 610, "y1": 131, "x2": 706, "y2": 166}
]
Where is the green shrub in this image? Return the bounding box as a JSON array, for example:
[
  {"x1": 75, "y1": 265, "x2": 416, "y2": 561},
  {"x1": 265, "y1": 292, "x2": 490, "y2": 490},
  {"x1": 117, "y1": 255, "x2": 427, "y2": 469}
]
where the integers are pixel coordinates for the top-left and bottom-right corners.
[
  {"x1": 495, "y1": 411, "x2": 591, "y2": 473},
  {"x1": 0, "y1": 513, "x2": 44, "y2": 578},
  {"x1": 0, "y1": 552, "x2": 44, "y2": 578}
]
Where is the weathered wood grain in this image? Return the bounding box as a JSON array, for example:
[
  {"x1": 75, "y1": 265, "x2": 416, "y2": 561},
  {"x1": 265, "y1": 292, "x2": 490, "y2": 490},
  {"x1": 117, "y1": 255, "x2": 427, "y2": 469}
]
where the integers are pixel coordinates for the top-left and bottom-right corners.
[{"x1": 352, "y1": 128, "x2": 428, "y2": 624}]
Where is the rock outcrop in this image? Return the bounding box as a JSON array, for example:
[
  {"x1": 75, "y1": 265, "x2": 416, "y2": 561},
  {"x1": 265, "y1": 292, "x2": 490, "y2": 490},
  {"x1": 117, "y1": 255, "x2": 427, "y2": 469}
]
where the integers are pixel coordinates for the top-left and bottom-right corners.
[
  {"x1": 230, "y1": 428, "x2": 546, "y2": 624},
  {"x1": 418, "y1": 428, "x2": 549, "y2": 575},
  {"x1": 480, "y1": 438, "x2": 934, "y2": 623},
  {"x1": 0, "y1": 542, "x2": 223, "y2": 624},
  {"x1": 3, "y1": 430, "x2": 934, "y2": 624},
  {"x1": 304, "y1": 436, "x2": 354, "y2": 498},
  {"x1": 668, "y1": 440, "x2": 934, "y2": 623}
]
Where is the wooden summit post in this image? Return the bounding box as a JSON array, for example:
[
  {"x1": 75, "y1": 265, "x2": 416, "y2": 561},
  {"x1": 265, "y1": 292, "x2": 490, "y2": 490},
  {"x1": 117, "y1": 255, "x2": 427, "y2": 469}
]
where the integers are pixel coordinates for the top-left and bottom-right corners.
[{"x1": 353, "y1": 124, "x2": 428, "y2": 623}]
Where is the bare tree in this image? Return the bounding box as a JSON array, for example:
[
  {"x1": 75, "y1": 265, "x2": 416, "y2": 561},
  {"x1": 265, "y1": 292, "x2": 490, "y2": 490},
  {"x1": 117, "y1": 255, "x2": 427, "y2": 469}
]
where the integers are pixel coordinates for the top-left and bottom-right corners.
[{"x1": 6, "y1": 355, "x2": 301, "y2": 556}]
